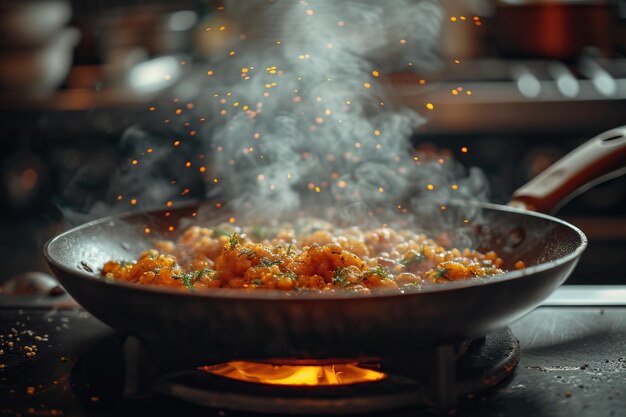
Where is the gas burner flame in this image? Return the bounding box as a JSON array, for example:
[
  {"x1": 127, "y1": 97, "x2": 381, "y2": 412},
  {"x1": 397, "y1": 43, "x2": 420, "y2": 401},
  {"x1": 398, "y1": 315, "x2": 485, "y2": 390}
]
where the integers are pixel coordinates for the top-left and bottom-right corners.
[{"x1": 199, "y1": 361, "x2": 386, "y2": 386}]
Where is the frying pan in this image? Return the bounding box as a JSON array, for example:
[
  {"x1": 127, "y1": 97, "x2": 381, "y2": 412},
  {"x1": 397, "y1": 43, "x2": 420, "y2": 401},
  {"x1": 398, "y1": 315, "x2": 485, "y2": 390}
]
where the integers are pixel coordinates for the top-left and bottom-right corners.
[{"x1": 44, "y1": 127, "x2": 626, "y2": 367}]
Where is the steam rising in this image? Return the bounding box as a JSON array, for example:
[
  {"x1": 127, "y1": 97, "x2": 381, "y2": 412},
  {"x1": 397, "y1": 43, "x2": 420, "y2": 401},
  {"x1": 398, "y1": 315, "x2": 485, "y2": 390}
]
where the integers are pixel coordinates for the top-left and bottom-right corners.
[{"x1": 98, "y1": 0, "x2": 488, "y2": 220}]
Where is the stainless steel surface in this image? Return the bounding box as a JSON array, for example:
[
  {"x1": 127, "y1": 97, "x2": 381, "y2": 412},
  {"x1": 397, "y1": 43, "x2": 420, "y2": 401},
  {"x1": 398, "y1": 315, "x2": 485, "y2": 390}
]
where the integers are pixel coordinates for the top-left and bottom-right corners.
[
  {"x1": 391, "y1": 58, "x2": 626, "y2": 133},
  {"x1": 543, "y1": 285, "x2": 626, "y2": 306}
]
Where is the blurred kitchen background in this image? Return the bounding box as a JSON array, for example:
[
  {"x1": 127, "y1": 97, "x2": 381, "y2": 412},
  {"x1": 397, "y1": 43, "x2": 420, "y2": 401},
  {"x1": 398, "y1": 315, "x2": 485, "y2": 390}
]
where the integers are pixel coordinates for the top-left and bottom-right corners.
[{"x1": 0, "y1": 0, "x2": 624, "y2": 284}]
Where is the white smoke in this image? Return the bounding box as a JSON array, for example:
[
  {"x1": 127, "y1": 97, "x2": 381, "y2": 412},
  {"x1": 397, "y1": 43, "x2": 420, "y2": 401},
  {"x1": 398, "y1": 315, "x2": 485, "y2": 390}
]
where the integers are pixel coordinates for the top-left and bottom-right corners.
[{"x1": 101, "y1": 0, "x2": 488, "y2": 219}]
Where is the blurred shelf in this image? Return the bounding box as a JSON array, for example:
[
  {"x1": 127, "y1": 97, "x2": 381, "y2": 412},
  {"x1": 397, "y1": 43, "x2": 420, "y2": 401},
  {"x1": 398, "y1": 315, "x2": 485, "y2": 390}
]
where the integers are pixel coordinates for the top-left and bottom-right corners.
[
  {"x1": 389, "y1": 58, "x2": 626, "y2": 134},
  {"x1": 0, "y1": 87, "x2": 153, "y2": 112}
]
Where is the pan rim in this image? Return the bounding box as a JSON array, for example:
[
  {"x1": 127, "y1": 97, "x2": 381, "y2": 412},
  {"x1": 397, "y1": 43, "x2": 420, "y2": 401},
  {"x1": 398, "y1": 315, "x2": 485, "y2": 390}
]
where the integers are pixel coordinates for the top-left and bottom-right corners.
[{"x1": 43, "y1": 201, "x2": 587, "y2": 302}]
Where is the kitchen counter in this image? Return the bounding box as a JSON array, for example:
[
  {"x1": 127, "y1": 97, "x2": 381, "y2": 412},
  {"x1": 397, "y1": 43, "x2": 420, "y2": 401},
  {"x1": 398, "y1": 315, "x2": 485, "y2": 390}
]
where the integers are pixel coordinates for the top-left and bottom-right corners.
[{"x1": 0, "y1": 286, "x2": 625, "y2": 417}]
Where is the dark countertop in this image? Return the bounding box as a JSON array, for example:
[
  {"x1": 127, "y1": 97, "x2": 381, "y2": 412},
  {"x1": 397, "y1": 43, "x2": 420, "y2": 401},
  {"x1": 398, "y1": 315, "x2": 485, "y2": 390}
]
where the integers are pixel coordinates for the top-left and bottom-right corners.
[{"x1": 0, "y1": 288, "x2": 625, "y2": 417}]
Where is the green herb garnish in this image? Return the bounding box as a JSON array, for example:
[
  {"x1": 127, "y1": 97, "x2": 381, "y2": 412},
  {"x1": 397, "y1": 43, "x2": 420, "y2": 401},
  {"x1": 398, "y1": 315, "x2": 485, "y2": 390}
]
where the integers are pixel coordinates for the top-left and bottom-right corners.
[
  {"x1": 286, "y1": 243, "x2": 294, "y2": 256},
  {"x1": 432, "y1": 267, "x2": 449, "y2": 280},
  {"x1": 174, "y1": 267, "x2": 217, "y2": 289},
  {"x1": 229, "y1": 232, "x2": 240, "y2": 248},
  {"x1": 173, "y1": 271, "x2": 195, "y2": 289},
  {"x1": 195, "y1": 268, "x2": 217, "y2": 281},
  {"x1": 332, "y1": 267, "x2": 349, "y2": 287},
  {"x1": 251, "y1": 279, "x2": 263, "y2": 286},
  {"x1": 399, "y1": 250, "x2": 425, "y2": 267},
  {"x1": 238, "y1": 248, "x2": 257, "y2": 259},
  {"x1": 365, "y1": 265, "x2": 390, "y2": 279},
  {"x1": 259, "y1": 258, "x2": 283, "y2": 267}
]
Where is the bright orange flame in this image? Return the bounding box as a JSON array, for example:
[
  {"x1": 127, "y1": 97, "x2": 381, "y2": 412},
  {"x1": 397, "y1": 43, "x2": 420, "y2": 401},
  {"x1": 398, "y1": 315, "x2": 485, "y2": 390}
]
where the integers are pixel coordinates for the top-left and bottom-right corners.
[{"x1": 200, "y1": 362, "x2": 386, "y2": 386}]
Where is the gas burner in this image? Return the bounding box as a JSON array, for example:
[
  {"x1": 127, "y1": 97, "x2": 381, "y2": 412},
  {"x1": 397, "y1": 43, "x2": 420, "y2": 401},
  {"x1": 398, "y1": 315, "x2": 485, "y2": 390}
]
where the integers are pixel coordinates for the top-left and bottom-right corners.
[{"x1": 71, "y1": 328, "x2": 519, "y2": 414}]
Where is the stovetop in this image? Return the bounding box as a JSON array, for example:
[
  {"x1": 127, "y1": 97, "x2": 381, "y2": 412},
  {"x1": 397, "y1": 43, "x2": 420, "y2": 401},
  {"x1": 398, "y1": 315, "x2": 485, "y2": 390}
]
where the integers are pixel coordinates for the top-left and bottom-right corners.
[{"x1": 1, "y1": 286, "x2": 625, "y2": 417}]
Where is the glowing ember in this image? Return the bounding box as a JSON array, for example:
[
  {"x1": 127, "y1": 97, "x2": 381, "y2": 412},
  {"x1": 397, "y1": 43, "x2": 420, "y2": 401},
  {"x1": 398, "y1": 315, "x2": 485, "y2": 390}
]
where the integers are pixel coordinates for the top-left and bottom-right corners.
[{"x1": 200, "y1": 362, "x2": 386, "y2": 386}]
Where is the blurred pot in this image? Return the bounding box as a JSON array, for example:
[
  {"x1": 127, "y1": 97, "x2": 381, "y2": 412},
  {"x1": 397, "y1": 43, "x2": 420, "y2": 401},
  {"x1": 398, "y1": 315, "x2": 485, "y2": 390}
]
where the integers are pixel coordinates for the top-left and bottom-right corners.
[
  {"x1": 0, "y1": 0, "x2": 71, "y2": 47},
  {"x1": 491, "y1": 0, "x2": 613, "y2": 59},
  {"x1": 0, "y1": 27, "x2": 80, "y2": 96}
]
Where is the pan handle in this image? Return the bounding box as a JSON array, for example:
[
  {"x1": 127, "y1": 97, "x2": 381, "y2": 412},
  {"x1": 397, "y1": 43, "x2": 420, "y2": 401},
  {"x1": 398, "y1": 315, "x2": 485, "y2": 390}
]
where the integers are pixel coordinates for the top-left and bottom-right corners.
[{"x1": 510, "y1": 126, "x2": 626, "y2": 214}]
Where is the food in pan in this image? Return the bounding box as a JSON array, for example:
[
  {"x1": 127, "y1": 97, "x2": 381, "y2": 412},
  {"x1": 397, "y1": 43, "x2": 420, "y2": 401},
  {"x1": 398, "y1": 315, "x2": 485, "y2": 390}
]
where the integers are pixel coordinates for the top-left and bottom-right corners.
[{"x1": 102, "y1": 218, "x2": 511, "y2": 293}]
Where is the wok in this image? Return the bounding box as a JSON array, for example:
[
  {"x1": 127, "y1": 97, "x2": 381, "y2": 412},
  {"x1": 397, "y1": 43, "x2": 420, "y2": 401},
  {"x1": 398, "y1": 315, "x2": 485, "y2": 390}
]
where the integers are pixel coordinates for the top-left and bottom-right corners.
[{"x1": 44, "y1": 127, "x2": 626, "y2": 366}]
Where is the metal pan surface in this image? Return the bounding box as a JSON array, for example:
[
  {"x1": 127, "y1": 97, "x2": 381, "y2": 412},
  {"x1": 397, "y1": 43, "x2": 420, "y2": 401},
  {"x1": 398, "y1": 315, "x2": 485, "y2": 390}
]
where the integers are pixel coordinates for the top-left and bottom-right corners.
[{"x1": 44, "y1": 200, "x2": 586, "y2": 364}]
